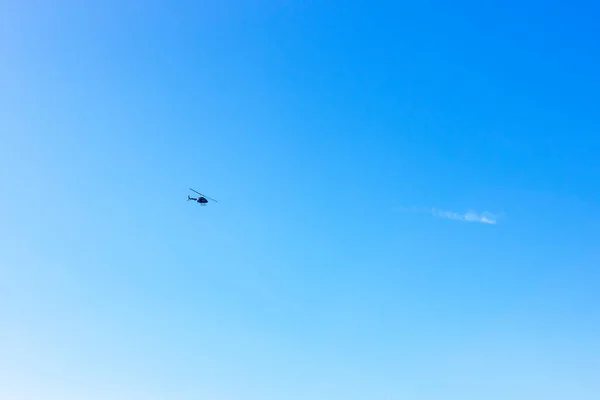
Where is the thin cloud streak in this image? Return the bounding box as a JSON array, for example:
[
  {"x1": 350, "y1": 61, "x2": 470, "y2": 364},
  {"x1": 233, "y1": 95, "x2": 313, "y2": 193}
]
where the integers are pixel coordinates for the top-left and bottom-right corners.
[{"x1": 397, "y1": 206, "x2": 500, "y2": 224}]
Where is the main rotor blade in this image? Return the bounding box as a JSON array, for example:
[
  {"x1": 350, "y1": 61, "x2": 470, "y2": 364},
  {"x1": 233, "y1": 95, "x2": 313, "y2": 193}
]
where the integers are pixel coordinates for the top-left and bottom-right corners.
[{"x1": 189, "y1": 188, "x2": 218, "y2": 202}]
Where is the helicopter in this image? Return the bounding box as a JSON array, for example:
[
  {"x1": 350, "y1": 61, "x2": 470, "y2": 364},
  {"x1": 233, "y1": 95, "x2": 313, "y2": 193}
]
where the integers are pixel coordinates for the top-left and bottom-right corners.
[{"x1": 187, "y1": 188, "x2": 218, "y2": 205}]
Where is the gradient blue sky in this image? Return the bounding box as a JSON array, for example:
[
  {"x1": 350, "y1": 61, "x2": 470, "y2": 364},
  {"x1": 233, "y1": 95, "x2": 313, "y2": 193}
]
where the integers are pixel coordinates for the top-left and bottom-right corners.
[{"x1": 2, "y1": 1, "x2": 600, "y2": 399}]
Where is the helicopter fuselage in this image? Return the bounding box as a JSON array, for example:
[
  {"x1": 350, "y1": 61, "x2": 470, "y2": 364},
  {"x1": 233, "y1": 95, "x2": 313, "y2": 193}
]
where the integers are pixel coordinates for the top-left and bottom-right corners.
[{"x1": 188, "y1": 195, "x2": 208, "y2": 204}]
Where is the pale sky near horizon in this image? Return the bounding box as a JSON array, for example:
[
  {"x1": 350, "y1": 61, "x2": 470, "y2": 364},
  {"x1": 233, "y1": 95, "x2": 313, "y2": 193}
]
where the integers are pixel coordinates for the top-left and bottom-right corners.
[{"x1": 1, "y1": 1, "x2": 600, "y2": 399}]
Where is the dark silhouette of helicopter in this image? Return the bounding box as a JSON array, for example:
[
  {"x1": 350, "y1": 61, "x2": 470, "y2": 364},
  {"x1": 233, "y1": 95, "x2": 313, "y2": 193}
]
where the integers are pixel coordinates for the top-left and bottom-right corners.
[
  {"x1": 188, "y1": 188, "x2": 218, "y2": 206},
  {"x1": 187, "y1": 188, "x2": 218, "y2": 205}
]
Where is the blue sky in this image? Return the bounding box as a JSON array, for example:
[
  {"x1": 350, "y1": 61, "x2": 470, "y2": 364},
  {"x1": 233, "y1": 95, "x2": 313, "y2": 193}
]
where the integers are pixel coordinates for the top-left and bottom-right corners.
[{"x1": 1, "y1": 1, "x2": 599, "y2": 399}]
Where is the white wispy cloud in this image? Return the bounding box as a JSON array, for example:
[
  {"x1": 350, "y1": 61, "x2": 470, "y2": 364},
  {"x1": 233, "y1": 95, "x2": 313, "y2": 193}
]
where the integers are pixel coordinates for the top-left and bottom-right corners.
[{"x1": 397, "y1": 206, "x2": 500, "y2": 225}]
